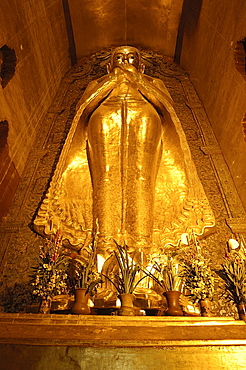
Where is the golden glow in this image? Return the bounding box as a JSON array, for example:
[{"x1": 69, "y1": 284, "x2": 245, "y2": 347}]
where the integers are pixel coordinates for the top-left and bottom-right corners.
[
  {"x1": 97, "y1": 254, "x2": 106, "y2": 273},
  {"x1": 228, "y1": 238, "x2": 240, "y2": 250},
  {"x1": 109, "y1": 46, "x2": 141, "y2": 71},
  {"x1": 34, "y1": 46, "x2": 215, "y2": 256},
  {"x1": 180, "y1": 233, "x2": 189, "y2": 245}
]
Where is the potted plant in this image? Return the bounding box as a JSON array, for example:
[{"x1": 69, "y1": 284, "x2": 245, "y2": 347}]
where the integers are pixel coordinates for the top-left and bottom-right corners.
[
  {"x1": 103, "y1": 241, "x2": 147, "y2": 316},
  {"x1": 145, "y1": 253, "x2": 183, "y2": 316},
  {"x1": 68, "y1": 245, "x2": 102, "y2": 315},
  {"x1": 216, "y1": 250, "x2": 246, "y2": 321},
  {"x1": 180, "y1": 251, "x2": 215, "y2": 316},
  {"x1": 30, "y1": 231, "x2": 69, "y2": 313}
]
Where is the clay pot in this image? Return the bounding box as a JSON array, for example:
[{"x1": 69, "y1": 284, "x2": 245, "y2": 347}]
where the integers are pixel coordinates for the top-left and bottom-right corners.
[
  {"x1": 164, "y1": 290, "x2": 183, "y2": 316},
  {"x1": 118, "y1": 293, "x2": 135, "y2": 316},
  {"x1": 199, "y1": 298, "x2": 214, "y2": 317},
  {"x1": 39, "y1": 297, "x2": 52, "y2": 314},
  {"x1": 71, "y1": 288, "x2": 90, "y2": 315},
  {"x1": 237, "y1": 303, "x2": 246, "y2": 322}
]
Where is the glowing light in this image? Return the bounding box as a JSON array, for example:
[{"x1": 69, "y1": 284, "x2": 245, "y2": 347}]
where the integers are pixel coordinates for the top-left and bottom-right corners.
[
  {"x1": 65, "y1": 156, "x2": 88, "y2": 172},
  {"x1": 228, "y1": 239, "x2": 239, "y2": 250},
  {"x1": 97, "y1": 254, "x2": 106, "y2": 273},
  {"x1": 180, "y1": 233, "x2": 189, "y2": 245}
]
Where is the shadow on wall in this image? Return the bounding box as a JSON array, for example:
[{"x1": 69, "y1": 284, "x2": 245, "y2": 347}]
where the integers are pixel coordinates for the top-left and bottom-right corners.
[
  {"x1": 0, "y1": 121, "x2": 20, "y2": 220},
  {"x1": 234, "y1": 38, "x2": 246, "y2": 143},
  {"x1": 174, "y1": 0, "x2": 203, "y2": 64}
]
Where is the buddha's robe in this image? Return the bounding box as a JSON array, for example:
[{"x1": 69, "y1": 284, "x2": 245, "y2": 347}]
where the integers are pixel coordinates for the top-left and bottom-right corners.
[{"x1": 34, "y1": 66, "x2": 215, "y2": 256}]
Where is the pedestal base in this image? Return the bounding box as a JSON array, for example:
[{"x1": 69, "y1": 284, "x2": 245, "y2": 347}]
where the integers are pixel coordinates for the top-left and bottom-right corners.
[{"x1": 0, "y1": 314, "x2": 246, "y2": 369}]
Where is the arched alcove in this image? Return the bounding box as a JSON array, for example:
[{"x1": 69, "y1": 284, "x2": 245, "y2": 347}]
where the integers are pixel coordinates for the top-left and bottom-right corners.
[{"x1": 0, "y1": 44, "x2": 17, "y2": 88}]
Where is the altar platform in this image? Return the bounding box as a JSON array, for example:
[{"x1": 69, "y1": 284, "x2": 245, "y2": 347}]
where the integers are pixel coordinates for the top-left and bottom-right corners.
[
  {"x1": 0, "y1": 313, "x2": 246, "y2": 369},
  {"x1": 0, "y1": 313, "x2": 245, "y2": 347}
]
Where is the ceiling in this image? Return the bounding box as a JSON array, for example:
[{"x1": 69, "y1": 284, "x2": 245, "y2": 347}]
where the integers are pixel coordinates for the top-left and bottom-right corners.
[{"x1": 67, "y1": 0, "x2": 184, "y2": 62}]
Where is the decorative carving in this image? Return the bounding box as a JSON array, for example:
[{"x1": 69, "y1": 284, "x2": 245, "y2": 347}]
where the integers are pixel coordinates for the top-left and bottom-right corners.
[{"x1": 226, "y1": 218, "x2": 246, "y2": 234}]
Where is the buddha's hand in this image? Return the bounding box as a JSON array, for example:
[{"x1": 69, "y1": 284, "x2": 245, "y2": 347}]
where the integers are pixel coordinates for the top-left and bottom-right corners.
[
  {"x1": 110, "y1": 64, "x2": 141, "y2": 85},
  {"x1": 110, "y1": 67, "x2": 126, "y2": 83},
  {"x1": 119, "y1": 63, "x2": 142, "y2": 84}
]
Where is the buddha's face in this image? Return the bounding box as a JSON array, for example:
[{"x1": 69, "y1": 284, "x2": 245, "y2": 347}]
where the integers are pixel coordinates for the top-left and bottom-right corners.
[{"x1": 110, "y1": 46, "x2": 141, "y2": 71}]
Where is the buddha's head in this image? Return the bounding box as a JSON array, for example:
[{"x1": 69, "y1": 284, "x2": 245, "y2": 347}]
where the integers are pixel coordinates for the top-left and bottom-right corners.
[{"x1": 108, "y1": 46, "x2": 145, "y2": 73}]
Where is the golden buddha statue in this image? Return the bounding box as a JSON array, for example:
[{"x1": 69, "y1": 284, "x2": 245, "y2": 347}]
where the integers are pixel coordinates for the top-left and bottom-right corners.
[{"x1": 34, "y1": 46, "x2": 215, "y2": 257}]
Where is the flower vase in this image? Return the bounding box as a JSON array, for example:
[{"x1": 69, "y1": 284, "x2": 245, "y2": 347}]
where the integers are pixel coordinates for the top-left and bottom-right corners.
[
  {"x1": 71, "y1": 288, "x2": 90, "y2": 315},
  {"x1": 164, "y1": 291, "x2": 183, "y2": 316},
  {"x1": 118, "y1": 293, "x2": 135, "y2": 316},
  {"x1": 39, "y1": 297, "x2": 52, "y2": 314},
  {"x1": 237, "y1": 304, "x2": 246, "y2": 322},
  {"x1": 199, "y1": 298, "x2": 214, "y2": 317}
]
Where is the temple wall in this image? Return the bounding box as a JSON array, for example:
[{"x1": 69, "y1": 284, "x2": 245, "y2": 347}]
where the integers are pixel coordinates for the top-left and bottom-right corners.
[
  {"x1": 0, "y1": 121, "x2": 20, "y2": 220},
  {"x1": 180, "y1": 0, "x2": 246, "y2": 210},
  {"x1": 0, "y1": 0, "x2": 70, "y2": 218}
]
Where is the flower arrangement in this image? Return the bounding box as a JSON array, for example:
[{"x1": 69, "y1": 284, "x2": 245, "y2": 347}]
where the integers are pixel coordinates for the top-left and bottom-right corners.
[
  {"x1": 103, "y1": 241, "x2": 146, "y2": 294},
  {"x1": 67, "y1": 244, "x2": 102, "y2": 296},
  {"x1": 216, "y1": 248, "x2": 246, "y2": 305},
  {"x1": 180, "y1": 235, "x2": 214, "y2": 303},
  {"x1": 31, "y1": 231, "x2": 69, "y2": 300},
  {"x1": 181, "y1": 254, "x2": 214, "y2": 302},
  {"x1": 145, "y1": 253, "x2": 183, "y2": 293}
]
